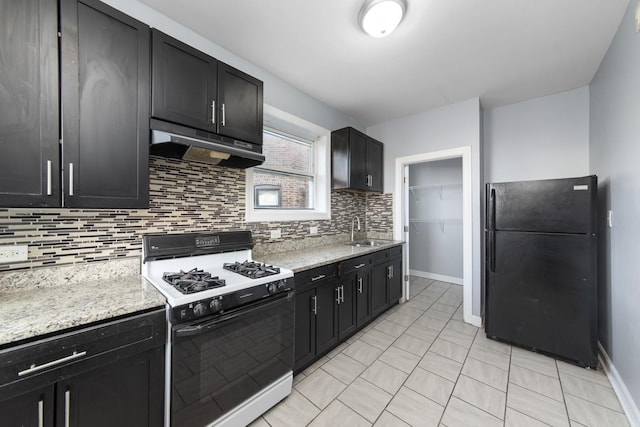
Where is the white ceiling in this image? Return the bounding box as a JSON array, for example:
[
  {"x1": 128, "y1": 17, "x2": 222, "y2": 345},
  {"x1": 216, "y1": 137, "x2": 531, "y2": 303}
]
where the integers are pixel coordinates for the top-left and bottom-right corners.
[{"x1": 138, "y1": 0, "x2": 629, "y2": 127}]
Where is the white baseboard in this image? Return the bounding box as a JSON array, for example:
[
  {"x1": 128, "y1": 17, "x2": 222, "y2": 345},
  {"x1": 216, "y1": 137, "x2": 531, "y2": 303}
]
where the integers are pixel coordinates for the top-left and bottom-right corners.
[
  {"x1": 465, "y1": 314, "x2": 483, "y2": 328},
  {"x1": 598, "y1": 342, "x2": 640, "y2": 427},
  {"x1": 409, "y1": 270, "x2": 463, "y2": 285}
]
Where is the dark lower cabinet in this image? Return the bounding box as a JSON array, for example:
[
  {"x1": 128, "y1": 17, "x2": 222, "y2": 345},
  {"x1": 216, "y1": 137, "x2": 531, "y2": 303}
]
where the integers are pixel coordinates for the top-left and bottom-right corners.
[
  {"x1": 315, "y1": 281, "x2": 339, "y2": 356},
  {"x1": 337, "y1": 279, "x2": 356, "y2": 341},
  {"x1": 56, "y1": 348, "x2": 164, "y2": 427},
  {"x1": 388, "y1": 256, "x2": 403, "y2": 303},
  {"x1": 0, "y1": 0, "x2": 60, "y2": 207},
  {"x1": 371, "y1": 262, "x2": 390, "y2": 317},
  {"x1": 354, "y1": 268, "x2": 372, "y2": 328},
  {"x1": 0, "y1": 309, "x2": 165, "y2": 427},
  {"x1": 294, "y1": 288, "x2": 316, "y2": 370}
]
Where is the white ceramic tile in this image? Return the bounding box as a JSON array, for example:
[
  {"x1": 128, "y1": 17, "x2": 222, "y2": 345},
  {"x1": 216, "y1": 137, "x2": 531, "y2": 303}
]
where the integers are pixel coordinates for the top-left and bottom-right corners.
[
  {"x1": 386, "y1": 386, "x2": 445, "y2": 427},
  {"x1": 445, "y1": 319, "x2": 479, "y2": 337},
  {"x1": 473, "y1": 333, "x2": 512, "y2": 355},
  {"x1": 441, "y1": 396, "x2": 503, "y2": 427},
  {"x1": 430, "y1": 338, "x2": 469, "y2": 363},
  {"x1": 509, "y1": 364, "x2": 564, "y2": 402},
  {"x1": 308, "y1": 400, "x2": 371, "y2": 427},
  {"x1": 468, "y1": 344, "x2": 511, "y2": 370},
  {"x1": 564, "y1": 394, "x2": 629, "y2": 427},
  {"x1": 431, "y1": 302, "x2": 458, "y2": 315},
  {"x1": 338, "y1": 377, "x2": 393, "y2": 423},
  {"x1": 556, "y1": 361, "x2": 611, "y2": 387},
  {"x1": 322, "y1": 353, "x2": 367, "y2": 384},
  {"x1": 510, "y1": 347, "x2": 558, "y2": 378},
  {"x1": 296, "y1": 368, "x2": 347, "y2": 409},
  {"x1": 302, "y1": 355, "x2": 330, "y2": 376},
  {"x1": 326, "y1": 341, "x2": 349, "y2": 358},
  {"x1": 419, "y1": 351, "x2": 463, "y2": 382},
  {"x1": 395, "y1": 305, "x2": 425, "y2": 319},
  {"x1": 461, "y1": 357, "x2": 508, "y2": 391},
  {"x1": 560, "y1": 370, "x2": 623, "y2": 411},
  {"x1": 343, "y1": 339, "x2": 384, "y2": 366},
  {"x1": 361, "y1": 328, "x2": 396, "y2": 351},
  {"x1": 414, "y1": 315, "x2": 448, "y2": 332},
  {"x1": 292, "y1": 373, "x2": 306, "y2": 386},
  {"x1": 504, "y1": 407, "x2": 549, "y2": 427},
  {"x1": 506, "y1": 383, "x2": 569, "y2": 427},
  {"x1": 405, "y1": 366, "x2": 455, "y2": 406},
  {"x1": 373, "y1": 411, "x2": 411, "y2": 427},
  {"x1": 438, "y1": 328, "x2": 475, "y2": 348},
  {"x1": 263, "y1": 389, "x2": 320, "y2": 427},
  {"x1": 405, "y1": 324, "x2": 439, "y2": 342},
  {"x1": 385, "y1": 311, "x2": 418, "y2": 327},
  {"x1": 378, "y1": 345, "x2": 421, "y2": 374},
  {"x1": 360, "y1": 360, "x2": 409, "y2": 395},
  {"x1": 423, "y1": 308, "x2": 453, "y2": 322},
  {"x1": 453, "y1": 375, "x2": 506, "y2": 419},
  {"x1": 392, "y1": 333, "x2": 431, "y2": 356},
  {"x1": 373, "y1": 319, "x2": 407, "y2": 338},
  {"x1": 247, "y1": 416, "x2": 270, "y2": 427}
]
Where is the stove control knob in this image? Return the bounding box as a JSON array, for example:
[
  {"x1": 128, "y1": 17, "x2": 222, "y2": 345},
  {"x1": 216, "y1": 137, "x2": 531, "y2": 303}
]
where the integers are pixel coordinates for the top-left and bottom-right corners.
[
  {"x1": 268, "y1": 282, "x2": 278, "y2": 294},
  {"x1": 193, "y1": 303, "x2": 207, "y2": 317},
  {"x1": 277, "y1": 280, "x2": 286, "y2": 291},
  {"x1": 209, "y1": 299, "x2": 222, "y2": 313}
]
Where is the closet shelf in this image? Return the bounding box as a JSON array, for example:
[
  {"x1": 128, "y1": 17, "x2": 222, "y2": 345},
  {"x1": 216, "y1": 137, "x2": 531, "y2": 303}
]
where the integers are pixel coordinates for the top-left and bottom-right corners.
[
  {"x1": 409, "y1": 218, "x2": 462, "y2": 232},
  {"x1": 409, "y1": 183, "x2": 462, "y2": 200}
]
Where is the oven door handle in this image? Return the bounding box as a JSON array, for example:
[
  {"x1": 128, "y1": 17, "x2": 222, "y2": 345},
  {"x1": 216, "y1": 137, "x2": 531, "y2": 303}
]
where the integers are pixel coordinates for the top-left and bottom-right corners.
[{"x1": 174, "y1": 291, "x2": 294, "y2": 338}]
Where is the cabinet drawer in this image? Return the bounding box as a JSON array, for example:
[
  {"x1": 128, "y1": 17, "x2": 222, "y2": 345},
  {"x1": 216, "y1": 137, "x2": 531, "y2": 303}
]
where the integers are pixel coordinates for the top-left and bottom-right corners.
[
  {"x1": 339, "y1": 255, "x2": 371, "y2": 276},
  {"x1": 0, "y1": 309, "x2": 165, "y2": 388},
  {"x1": 389, "y1": 246, "x2": 402, "y2": 259},
  {"x1": 295, "y1": 263, "x2": 337, "y2": 292},
  {"x1": 373, "y1": 245, "x2": 402, "y2": 264}
]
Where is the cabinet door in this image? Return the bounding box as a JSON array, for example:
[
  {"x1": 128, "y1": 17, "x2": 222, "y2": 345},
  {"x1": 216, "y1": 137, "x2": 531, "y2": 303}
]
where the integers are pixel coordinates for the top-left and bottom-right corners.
[
  {"x1": 349, "y1": 129, "x2": 368, "y2": 190},
  {"x1": 355, "y1": 269, "x2": 372, "y2": 328},
  {"x1": 61, "y1": 0, "x2": 149, "y2": 208},
  {"x1": 0, "y1": 0, "x2": 60, "y2": 207},
  {"x1": 151, "y1": 29, "x2": 217, "y2": 132},
  {"x1": 315, "y1": 282, "x2": 339, "y2": 355},
  {"x1": 371, "y1": 263, "x2": 389, "y2": 317},
  {"x1": 388, "y1": 256, "x2": 403, "y2": 303},
  {"x1": 337, "y1": 279, "x2": 356, "y2": 341},
  {"x1": 366, "y1": 138, "x2": 383, "y2": 192},
  {"x1": 0, "y1": 385, "x2": 54, "y2": 427},
  {"x1": 217, "y1": 63, "x2": 263, "y2": 145},
  {"x1": 294, "y1": 288, "x2": 316, "y2": 371},
  {"x1": 56, "y1": 347, "x2": 164, "y2": 427}
]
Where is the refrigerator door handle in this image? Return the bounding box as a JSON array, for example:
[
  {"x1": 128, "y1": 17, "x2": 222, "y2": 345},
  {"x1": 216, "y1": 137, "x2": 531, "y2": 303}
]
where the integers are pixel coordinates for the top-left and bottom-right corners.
[
  {"x1": 488, "y1": 231, "x2": 496, "y2": 272},
  {"x1": 489, "y1": 187, "x2": 496, "y2": 230}
]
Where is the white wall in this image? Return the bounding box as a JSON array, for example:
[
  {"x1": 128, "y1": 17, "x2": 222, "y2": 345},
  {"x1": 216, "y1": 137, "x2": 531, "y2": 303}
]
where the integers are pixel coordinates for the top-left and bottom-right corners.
[
  {"x1": 590, "y1": 1, "x2": 640, "y2": 421},
  {"x1": 368, "y1": 98, "x2": 482, "y2": 317},
  {"x1": 483, "y1": 86, "x2": 590, "y2": 183},
  {"x1": 409, "y1": 159, "x2": 463, "y2": 278},
  {"x1": 100, "y1": 0, "x2": 362, "y2": 133}
]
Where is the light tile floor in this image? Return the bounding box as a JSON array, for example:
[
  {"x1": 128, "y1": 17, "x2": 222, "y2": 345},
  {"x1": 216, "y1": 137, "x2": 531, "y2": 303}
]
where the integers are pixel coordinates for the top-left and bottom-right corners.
[{"x1": 254, "y1": 277, "x2": 629, "y2": 427}]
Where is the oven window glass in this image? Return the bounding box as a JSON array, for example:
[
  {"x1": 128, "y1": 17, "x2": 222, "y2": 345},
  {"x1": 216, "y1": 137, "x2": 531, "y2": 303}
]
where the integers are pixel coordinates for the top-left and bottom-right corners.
[{"x1": 171, "y1": 295, "x2": 294, "y2": 426}]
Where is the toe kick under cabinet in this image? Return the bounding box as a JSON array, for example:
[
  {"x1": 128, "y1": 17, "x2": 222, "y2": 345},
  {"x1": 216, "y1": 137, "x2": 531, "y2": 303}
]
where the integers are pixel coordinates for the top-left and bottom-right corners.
[
  {"x1": 294, "y1": 246, "x2": 403, "y2": 373},
  {"x1": 0, "y1": 309, "x2": 166, "y2": 427}
]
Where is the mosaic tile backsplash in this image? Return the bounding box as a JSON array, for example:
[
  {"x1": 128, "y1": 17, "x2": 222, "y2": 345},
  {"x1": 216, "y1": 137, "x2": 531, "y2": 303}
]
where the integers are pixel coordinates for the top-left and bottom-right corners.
[{"x1": 0, "y1": 156, "x2": 393, "y2": 272}]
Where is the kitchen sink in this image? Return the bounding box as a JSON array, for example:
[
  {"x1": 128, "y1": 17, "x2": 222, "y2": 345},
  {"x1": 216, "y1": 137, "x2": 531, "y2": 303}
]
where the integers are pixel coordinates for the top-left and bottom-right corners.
[{"x1": 344, "y1": 240, "x2": 389, "y2": 247}]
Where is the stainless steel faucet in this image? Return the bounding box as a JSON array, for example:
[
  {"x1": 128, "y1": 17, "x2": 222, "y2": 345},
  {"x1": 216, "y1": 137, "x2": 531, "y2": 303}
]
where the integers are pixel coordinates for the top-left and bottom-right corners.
[{"x1": 351, "y1": 216, "x2": 361, "y2": 242}]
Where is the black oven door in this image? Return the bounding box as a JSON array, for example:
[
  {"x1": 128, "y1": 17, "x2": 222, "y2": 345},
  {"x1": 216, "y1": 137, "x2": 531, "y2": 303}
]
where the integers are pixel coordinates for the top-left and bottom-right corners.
[{"x1": 170, "y1": 291, "x2": 294, "y2": 427}]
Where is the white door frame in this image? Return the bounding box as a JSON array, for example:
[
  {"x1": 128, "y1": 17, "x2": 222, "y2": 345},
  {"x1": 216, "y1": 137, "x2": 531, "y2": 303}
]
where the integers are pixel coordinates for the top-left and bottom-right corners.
[{"x1": 394, "y1": 146, "x2": 477, "y2": 326}]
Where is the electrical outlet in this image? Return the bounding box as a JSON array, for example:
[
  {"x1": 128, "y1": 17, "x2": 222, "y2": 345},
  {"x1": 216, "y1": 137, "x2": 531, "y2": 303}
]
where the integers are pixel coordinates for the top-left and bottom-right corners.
[
  {"x1": 0, "y1": 245, "x2": 28, "y2": 263},
  {"x1": 310, "y1": 226, "x2": 318, "y2": 235},
  {"x1": 270, "y1": 229, "x2": 281, "y2": 239}
]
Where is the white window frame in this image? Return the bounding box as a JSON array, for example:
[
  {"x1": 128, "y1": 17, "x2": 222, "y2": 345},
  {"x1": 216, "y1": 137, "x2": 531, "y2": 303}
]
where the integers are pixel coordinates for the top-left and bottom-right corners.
[{"x1": 245, "y1": 105, "x2": 331, "y2": 222}]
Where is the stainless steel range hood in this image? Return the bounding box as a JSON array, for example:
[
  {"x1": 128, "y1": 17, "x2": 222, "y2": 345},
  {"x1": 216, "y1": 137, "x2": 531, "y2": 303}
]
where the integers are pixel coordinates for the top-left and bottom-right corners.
[{"x1": 150, "y1": 119, "x2": 265, "y2": 169}]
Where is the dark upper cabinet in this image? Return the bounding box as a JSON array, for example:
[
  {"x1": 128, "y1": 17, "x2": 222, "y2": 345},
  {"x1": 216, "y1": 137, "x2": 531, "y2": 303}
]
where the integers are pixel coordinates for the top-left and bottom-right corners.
[
  {"x1": 151, "y1": 30, "x2": 264, "y2": 145},
  {"x1": 217, "y1": 63, "x2": 263, "y2": 144},
  {"x1": 0, "y1": 0, "x2": 60, "y2": 207},
  {"x1": 0, "y1": 0, "x2": 149, "y2": 209},
  {"x1": 331, "y1": 127, "x2": 384, "y2": 192},
  {"x1": 61, "y1": 0, "x2": 150, "y2": 208},
  {"x1": 151, "y1": 30, "x2": 217, "y2": 132}
]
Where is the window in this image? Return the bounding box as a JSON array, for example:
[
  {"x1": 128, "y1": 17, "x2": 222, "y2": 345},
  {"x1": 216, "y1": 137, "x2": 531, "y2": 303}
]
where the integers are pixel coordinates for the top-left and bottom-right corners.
[{"x1": 246, "y1": 106, "x2": 330, "y2": 222}]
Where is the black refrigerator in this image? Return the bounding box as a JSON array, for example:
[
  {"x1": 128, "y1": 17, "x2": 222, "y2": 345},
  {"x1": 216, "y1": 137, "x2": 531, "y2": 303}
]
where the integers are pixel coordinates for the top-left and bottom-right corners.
[{"x1": 485, "y1": 175, "x2": 598, "y2": 367}]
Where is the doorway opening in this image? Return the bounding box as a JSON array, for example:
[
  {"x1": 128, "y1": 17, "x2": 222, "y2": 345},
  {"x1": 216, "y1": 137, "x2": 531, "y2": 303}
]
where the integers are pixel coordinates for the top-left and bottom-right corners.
[{"x1": 394, "y1": 146, "x2": 477, "y2": 326}]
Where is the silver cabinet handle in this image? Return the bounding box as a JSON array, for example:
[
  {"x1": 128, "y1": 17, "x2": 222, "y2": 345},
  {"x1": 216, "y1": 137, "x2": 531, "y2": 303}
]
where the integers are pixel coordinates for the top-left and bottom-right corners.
[
  {"x1": 46, "y1": 160, "x2": 52, "y2": 196},
  {"x1": 355, "y1": 263, "x2": 366, "y2": 269},
  {"x1": 311, "y1": 274, "x2": 325, "y2": 282},
  {"x1": 387, "y1": 265, "x2": 392, "y2": 279},
  {"x1": 221, "y1": 103, "x2": 226, "y2": 126},
  {"x1": 65, "y1": 390, "x2": 70, "y2": 427},
  {"x1": 340, "y1": 285, "x2": 345, "y2": 303},
  {"x1": 358, "y1": 277, "x2": 363, "y2": 293},
  {"x1": 211, "y1": 100, "x2": 216, "y2": 124},
  {"x1": 68, "y1": 163, "x2": 74, "y2": 196},
  {"x1": 336, "y1": 287, "x2": 340, "y2": 304},
  {"x1": 38, "y1": 399, "x2": 44, "y2": 427},
  {"x1": 18, "y1": 351, "x2": 87, "y2": 377},
  {"x1": 312, "y1": 295, "x2": 317, "y2": 315}
]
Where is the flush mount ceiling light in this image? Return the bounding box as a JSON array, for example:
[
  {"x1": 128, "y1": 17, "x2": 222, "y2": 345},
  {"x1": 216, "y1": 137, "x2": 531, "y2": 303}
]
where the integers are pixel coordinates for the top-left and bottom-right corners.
[{"x1": 358, "y1": 0, "x2": 407, "y2": 38}]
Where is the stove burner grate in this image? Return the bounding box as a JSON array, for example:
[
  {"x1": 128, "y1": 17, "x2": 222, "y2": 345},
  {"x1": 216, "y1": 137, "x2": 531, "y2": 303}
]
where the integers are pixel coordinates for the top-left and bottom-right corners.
[
  {"x1": 163, "y1": 268, "x2": 226, "y2": 294},
  {"x1": 223, "y1": 261, "x2": 281, "y2": 279}
]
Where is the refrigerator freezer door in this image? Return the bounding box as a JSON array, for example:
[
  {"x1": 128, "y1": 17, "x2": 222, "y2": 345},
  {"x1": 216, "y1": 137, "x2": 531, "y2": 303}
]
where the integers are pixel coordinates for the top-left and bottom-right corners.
[
  {"x1": 488, "y1": 176, "x2": 597, "y2": 234},
  {"x1": 485, "y1": 231, "x2": 597, "y2": 367}
]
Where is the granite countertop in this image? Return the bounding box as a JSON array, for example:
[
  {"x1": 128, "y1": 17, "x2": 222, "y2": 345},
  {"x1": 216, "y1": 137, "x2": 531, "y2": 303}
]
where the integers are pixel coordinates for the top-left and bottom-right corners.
[
  {"x1": 254, "y1": 240, "x2": 404, "y2": 273},
  {"x1": 0, "y1": 275, "x2": 166, "y2": 347}
]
